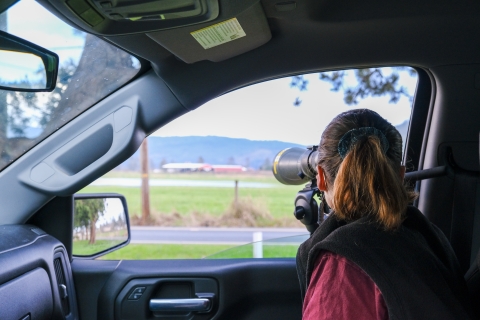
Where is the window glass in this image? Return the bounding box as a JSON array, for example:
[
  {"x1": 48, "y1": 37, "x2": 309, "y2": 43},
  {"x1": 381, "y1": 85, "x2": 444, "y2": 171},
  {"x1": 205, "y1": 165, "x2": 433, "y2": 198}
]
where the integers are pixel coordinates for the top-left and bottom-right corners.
[
  {"x1": 78, "y1": 67, "x2": 418, "y2": 260},
  {"x1": 0, "y1": 0, "x2": 140, "y2": 171}
]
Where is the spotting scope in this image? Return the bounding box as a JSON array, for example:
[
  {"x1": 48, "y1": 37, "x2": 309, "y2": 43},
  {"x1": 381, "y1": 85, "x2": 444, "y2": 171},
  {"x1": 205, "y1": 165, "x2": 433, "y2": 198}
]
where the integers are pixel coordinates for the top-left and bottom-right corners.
[{"x1": 272, "y1": 146, "x2": 319, "y2": 185}]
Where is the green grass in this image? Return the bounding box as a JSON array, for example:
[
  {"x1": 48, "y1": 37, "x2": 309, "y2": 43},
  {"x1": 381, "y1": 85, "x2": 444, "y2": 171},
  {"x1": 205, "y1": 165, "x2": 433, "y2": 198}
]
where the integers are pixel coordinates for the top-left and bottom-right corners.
[
  {"x1": 207, "y1": 244, "x2": 299, "y2": 259},
  {"x1": 96, "y1": 243, "x2": 298, "y2": 260},
  {"x1": 80, "y1": 184, "x2": 299, "y2": 219},
  {"x1": 100, "y1": 243, "x2": 235, "y2": 259}
]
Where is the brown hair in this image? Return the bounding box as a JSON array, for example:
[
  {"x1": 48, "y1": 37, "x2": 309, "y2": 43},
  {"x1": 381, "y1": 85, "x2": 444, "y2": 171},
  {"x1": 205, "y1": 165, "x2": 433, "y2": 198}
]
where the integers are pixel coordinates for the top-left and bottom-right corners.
[{"x1": 317, "y1": 109, "x2": 415, "y2": 230}]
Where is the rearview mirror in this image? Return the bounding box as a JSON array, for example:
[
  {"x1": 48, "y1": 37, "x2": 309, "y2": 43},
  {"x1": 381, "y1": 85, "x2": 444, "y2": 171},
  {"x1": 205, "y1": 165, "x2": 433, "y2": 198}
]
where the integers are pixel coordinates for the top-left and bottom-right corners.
[
  {"x1": 0, "y1": 30, "x2": 59, "y2": 92},
  {"x1": 73, "y1": 193, "x2": 130, "y2": 258}
]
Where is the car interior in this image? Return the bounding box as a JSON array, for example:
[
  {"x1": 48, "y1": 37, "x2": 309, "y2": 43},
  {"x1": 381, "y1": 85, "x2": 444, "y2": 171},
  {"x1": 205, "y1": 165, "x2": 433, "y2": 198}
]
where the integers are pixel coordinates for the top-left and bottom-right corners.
[{"x1": 1, "y1": 0, "x2": 480, "y2": 319}]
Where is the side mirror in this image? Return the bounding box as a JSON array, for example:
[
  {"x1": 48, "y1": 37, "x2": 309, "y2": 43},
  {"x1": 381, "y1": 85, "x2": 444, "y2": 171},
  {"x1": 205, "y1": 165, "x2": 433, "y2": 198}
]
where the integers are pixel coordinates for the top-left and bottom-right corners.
[
  {"x1": 0, "y1": 30, "x2": 59, "y2": 92},
  {"x1": 73, "y1": 193, "x2": 130, "y2": 258}
]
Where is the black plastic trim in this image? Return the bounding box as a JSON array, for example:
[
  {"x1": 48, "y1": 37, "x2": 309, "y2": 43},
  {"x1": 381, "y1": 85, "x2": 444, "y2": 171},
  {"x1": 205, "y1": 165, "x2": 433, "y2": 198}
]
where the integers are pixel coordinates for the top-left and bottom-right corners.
[
  {"x1": 54, "y1": 247, "x2": 80, "y2": 320},
  {"x1": 404, "y1": 68, "x2": 434, "y2": 173},
  {"x1": 27, "y1": 196, "x2": 75, "y2": 260}
]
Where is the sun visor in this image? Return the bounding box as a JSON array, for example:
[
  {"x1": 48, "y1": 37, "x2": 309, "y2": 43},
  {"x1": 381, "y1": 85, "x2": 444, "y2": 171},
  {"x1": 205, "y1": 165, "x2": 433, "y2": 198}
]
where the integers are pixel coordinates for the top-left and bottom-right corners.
[
  {"x1": 45, "y1": 0, "x2": 219, "y2": 35},
  {"x1": 146, "y1": 1, "x2": 271, "y2": 63}
]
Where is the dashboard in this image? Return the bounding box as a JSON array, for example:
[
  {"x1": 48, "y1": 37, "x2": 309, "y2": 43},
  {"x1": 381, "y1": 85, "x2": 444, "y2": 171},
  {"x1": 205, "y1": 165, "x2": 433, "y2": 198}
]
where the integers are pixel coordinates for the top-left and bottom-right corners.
[{"x1": 0, "y1": 225, "x2": 78, "y2": 320}]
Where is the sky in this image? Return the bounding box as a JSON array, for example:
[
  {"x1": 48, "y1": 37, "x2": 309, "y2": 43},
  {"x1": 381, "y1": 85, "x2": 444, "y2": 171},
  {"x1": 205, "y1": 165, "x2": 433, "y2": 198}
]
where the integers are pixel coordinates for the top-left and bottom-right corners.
[
  {"x1": 154, "y1": 70, "x2": 417, "y2": 146},
  {"x1": 0, "y1": 50, "x2": 45, "y2": 84},
  {"x1": 96, "y1": 198, "x2": 126, "y2": 227}
]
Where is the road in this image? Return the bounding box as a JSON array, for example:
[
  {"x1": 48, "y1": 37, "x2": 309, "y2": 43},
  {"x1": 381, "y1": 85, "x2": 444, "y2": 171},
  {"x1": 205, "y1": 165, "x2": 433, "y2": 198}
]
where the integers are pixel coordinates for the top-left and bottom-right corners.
[{"x1": 130, "y1": 227, "x2": 309, "y2": 245}]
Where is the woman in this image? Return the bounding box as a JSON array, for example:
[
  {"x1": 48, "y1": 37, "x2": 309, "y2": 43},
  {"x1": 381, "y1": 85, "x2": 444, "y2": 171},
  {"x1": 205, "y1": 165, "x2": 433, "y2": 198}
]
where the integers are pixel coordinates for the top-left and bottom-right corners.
[{"x1": 296, "y1": 109, "x2": 473, "y2": 319}]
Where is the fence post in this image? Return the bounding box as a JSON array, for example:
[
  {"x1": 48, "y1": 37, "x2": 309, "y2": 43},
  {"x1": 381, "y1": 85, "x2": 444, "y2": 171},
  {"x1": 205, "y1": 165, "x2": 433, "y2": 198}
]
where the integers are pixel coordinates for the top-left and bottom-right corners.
[
  {"x1": 253, "y1": 231, "x2": 263, "y2": 258},
  {"x1": 234, "y1": 180, "x2": 239, "y2": 209}
]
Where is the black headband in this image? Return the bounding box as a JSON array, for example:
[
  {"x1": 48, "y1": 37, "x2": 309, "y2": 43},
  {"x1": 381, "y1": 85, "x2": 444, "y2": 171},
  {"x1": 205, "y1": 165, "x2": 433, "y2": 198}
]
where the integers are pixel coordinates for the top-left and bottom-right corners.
[{"x1": 337, "y1": 127, "x2": 389, "y2": 159}]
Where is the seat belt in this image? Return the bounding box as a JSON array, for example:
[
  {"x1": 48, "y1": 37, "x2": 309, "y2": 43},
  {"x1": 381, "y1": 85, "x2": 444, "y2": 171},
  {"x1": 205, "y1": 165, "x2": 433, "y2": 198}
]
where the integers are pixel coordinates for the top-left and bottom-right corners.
[
  {"x1": 469, "y1": 179, "x2": 480, "y2": 266},
  {"x1": 450, "y1": 171, "x2": 479, "y2": 274}
]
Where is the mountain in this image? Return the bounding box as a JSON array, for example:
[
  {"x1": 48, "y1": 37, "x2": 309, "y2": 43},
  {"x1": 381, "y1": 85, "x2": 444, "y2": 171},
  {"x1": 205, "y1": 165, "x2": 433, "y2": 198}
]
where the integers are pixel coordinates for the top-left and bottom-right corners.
[
  {"x1": 395, "y1": 120, "x2": 409, "y2": 142},
  {"x1": 117, "y1": 120, "x2": 410, "y2": 171},
  {"x1": 117, "y1": 136, "x2": 305, "y2": 171}
]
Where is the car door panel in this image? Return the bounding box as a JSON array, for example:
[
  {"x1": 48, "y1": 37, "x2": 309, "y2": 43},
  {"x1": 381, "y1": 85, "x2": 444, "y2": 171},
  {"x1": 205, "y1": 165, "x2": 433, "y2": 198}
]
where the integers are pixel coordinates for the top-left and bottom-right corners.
[{"x1": 72, "y1": 259, "x2": 302, "y2": 320}]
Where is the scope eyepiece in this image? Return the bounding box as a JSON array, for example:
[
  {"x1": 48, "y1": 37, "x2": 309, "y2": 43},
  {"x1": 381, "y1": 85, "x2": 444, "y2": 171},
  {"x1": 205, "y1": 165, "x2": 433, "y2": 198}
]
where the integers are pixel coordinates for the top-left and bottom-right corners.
[{"x1": 272, "y1": 146, "x2": 319, "y2": 185}]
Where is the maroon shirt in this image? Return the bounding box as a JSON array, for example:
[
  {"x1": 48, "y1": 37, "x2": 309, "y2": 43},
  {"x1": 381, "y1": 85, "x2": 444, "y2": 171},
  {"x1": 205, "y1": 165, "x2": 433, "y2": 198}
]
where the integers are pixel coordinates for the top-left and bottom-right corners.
[{"x1": 303, "y1": 251, "x2": 388, "y2": 320}]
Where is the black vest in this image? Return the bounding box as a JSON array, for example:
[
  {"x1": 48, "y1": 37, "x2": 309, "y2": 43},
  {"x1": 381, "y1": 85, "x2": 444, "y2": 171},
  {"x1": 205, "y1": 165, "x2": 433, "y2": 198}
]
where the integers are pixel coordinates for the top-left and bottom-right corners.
[{"x1": 296, "y1": 206, "x2": 474, "y2": 320}]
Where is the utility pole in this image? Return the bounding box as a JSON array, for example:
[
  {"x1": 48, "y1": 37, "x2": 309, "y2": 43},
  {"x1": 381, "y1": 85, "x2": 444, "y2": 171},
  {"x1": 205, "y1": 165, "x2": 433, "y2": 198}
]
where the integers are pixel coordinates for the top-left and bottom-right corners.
[
  {"x1": 234, "y1": 180, "x2": 239, "y2": 210},
  {"x1": 140, "y1": 138, "x2": 150, "y2": 225}
]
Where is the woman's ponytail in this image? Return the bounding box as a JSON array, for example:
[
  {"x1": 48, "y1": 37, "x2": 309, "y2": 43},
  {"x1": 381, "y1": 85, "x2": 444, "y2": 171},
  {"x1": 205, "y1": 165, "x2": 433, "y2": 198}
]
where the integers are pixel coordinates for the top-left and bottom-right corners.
[
  {"x1": 317, "y1": 109, "x2": 416, "y2": 231},
  {"x1": 332, "y1": 135, "x2": 408, "y2": 230}
]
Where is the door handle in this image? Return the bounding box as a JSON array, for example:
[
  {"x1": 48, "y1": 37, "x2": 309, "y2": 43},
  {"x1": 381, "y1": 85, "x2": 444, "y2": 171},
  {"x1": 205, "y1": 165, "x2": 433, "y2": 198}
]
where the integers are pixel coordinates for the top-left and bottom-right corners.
[{"x1": 149, "y1": 298, "x2": 211, "y2": 312}]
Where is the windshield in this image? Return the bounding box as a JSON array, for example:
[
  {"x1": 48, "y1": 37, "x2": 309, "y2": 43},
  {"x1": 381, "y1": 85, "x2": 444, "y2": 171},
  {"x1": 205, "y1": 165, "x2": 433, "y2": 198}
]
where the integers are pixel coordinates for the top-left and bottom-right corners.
[{"x1": 0, "y1": 0, "x2": 140, "y2": 171}]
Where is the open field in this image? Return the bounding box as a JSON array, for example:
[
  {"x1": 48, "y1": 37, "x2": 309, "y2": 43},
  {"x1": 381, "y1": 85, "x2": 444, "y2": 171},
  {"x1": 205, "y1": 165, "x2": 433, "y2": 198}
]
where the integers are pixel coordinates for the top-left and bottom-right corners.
[
  {"x1": 80, "y1": 171, "x2": 303, "y2": 227},
  {"x1": 207, "y1": 243, "x2": 299, "y2": 259},
  {"x1": 81, "y1": 185, "x2": 299, "y2": 218},
  {"x1": 103, "y1": 170, "x2": 278, "y2": 182},
  {"x1": 98, "y1": 243, "x2": 298, "y2": 260},
  {"x1": 101, "y1": 243, "x2": 235, "y2": 259},
  {"x1": 77, "y1": 171, "x2": 304, "y2": 259}
]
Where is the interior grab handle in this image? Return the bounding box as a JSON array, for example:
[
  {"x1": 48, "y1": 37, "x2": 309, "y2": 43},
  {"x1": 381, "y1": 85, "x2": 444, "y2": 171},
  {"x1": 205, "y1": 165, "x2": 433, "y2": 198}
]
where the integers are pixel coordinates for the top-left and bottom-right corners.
[{"x1": 149, "y1": 298, "x2": 211, "y2": 312}]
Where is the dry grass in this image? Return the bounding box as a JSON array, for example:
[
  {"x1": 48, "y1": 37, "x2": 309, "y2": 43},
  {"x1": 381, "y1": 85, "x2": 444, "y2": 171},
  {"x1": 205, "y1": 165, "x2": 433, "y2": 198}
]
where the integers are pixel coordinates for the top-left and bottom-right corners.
[{"x1": 131, "y1": 197, "x2": 300, "y2": 228}]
